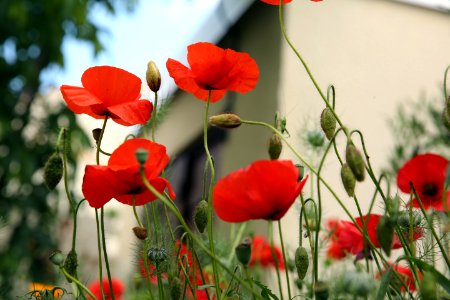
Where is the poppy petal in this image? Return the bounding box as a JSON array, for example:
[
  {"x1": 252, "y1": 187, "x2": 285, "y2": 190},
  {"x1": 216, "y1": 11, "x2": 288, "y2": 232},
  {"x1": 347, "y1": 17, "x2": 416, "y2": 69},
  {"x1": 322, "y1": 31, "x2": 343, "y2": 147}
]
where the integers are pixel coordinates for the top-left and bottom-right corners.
[
  {"x1": 60, "y1": 85, "x2": 105, "y2": 118},
  {"x1": 114, "y1": 177, "x2": 176, "y2": 206},
  {"x1": 107, "y1": 99, "x2": 153, "y2": 126},
  {"x1": 222, "y1": 49, "x2": 259, "y2": 93},
  {"x1": 260, "y1": 0, "x2": 293, "y2": 4}
]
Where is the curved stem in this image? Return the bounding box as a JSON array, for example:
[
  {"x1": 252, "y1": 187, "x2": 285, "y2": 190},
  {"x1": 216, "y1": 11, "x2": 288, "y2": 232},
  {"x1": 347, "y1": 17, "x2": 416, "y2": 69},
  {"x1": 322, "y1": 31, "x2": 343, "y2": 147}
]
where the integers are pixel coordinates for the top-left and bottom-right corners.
[
  {"x1": 278, "y1": 220, "x2": 292, "y2": 300},
  {"x1": 71, "y1": 199, "x2": 86, "y2": 251},
  {"x1": 96, "y1": 117, "x2": 108, "y2": 165},
  {"x1": 444, "y1": 64, "x2": 450, "y2": 102},
  {"x1": 268, "y1": 221, "x2": 284, "y2": 300},
  {"x1": 60, "y1": 268, "x2": 97, "y2": 300}
]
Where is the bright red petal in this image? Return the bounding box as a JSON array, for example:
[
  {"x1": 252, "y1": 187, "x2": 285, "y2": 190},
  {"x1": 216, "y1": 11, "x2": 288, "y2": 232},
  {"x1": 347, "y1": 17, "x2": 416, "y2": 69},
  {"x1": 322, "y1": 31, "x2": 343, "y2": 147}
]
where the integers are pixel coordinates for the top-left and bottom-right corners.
[
  {"x1": 60, "y1": 85, "x2": 105, "y2": 118},
  {"x1": 260, "y1": 0, "x2": 293, "y2": 4},
  {"x1": 108, "y1": 99, "x2": 152, "y2": 126},
  {"x1": 82, "y1": 66, "x2": 142, "y2": 107},
  {"x1": 222, "y1": 48, "x2": 259, "y2": 93},
  {"x1": 114, "y1": 177, "x2": 176, "y2": 206}
]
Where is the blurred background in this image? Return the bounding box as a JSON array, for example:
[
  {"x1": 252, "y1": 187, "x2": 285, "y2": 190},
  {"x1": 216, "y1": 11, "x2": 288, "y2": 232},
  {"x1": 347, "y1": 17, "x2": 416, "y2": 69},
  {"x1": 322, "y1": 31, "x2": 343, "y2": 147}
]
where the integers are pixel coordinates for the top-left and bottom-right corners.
[{"x1": 0, "y1": 0, "x2": 449, "y2": 298}]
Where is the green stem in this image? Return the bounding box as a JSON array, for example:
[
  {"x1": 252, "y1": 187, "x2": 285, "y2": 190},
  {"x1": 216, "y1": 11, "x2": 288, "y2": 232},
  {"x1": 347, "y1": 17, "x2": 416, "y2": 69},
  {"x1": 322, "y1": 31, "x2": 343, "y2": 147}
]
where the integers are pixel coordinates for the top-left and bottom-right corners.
[
  {"x1": 278, "y1": 220, "x2": 292, "y2": 300},
  {"x1": 60, "y1": 128, "x2": 75, "y2": 214},
  {"x1": 94, "y1": 210, "x2": 104, "y2": 298},
  {"x1": 444, "y1": 64, "x2": 450, "y2": 101},
  {"x1": 71, "y1": 199, "x2": 86, "y2": 252},
  {"x1": 101, "y1": 208, "x2": 115, "y2": 300},
  {"x1": 132, "y1": 195, "x2": 143, "y2": 228},
  {"x1": 226, "y1": 222, "x2": 248, "y2": 265},
  {"x1": 152, "y1": 92, "x2": 158, "y2": 142},
  {"x1": 203, "y1": 91, "x2": 221, "y2": 297},
  {"x1": 268, "y1": 221, "x2": 283, "y2": 300},
  {"x1": 96, "y1": 117, "x2": 108, "y2": 165},
  {"x1": 60, "y1": 267, "x2": 97, "y2": 300}
]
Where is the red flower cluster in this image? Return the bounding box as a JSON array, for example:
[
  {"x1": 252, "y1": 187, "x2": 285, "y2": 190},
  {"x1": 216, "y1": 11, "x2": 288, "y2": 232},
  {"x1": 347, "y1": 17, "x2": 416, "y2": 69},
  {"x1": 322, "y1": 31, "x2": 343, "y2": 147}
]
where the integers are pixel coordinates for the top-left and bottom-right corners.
[
  {"x1": 167, "y1": 42, "x2": 259, "y2": 102},
  {"x1": 82, "y1": 138, "x2": 175, "y2": 208},
  {"x1": 326, "y1": 214, "x2": 421, "y2": 260},
  {"x1": 260, "y1": 0, "x2": 322, "y2": 5},
  {"x1": 88, "y1": 278, "x2": 125, "y2": 300},
  {"x1": 249, "y1": 235, "x2": 285, "y2": 269},
  {"x1": 397, "y1": 153, "x2": 450, "y2": 211},
  {"x1": 61, "y1": 66, "x2": 152, "y2": 126},
  {"x1": 213, "y1": 160, "x2": 308, "y2": 222}
]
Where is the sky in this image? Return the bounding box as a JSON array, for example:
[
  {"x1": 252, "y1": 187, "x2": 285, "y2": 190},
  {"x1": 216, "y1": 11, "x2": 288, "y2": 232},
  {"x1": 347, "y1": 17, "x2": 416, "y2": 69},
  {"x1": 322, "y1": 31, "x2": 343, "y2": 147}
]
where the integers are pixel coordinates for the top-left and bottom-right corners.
[{"x1": 41, "y1": 0, "x2": 222, "y2": 96}]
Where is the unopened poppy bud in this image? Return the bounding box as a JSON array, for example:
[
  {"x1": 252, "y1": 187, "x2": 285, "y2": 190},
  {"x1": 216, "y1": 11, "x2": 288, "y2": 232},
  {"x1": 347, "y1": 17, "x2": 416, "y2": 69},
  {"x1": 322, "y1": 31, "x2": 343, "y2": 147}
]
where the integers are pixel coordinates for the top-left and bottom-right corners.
[
  {"x1": 146, "y1": 60, "x2": 161, "y2": 92},
  {"x1": 193, "y1": 199, "x2": 208, "y2": 233},
  {"x1": 268, "y1": 134, "x2": 282, "y2": 160},
  {"x1": 44, "y1": 153, "x2": 63, "y2": 190},
  {"x1": 314, "y1": 281, "x2": 329, "y2": 300},
  {"x1": 442, "y1": 108, "x2": 450, "y2": 132},
  {"x1": 376, "y1": 216, "x2": 394, "y2": 256},
  {"x1": 135, "y1": 148, "x2": 149, "y2": 166},
  {"x1": 386, "y1": 195, "x2": 400, "y2": 222},
  {"x1": 49, "y1": 250, "x2": 65, "y2": 266},
  {"x1": 92, "y1": 128, "x2": 102, "y2": 143},
  {"x1": 208, "y1": 113, "x2": 241, "y2": 129},
  {"x1": 320, "y1": 107, "x2": 337, "y2": 140},
  {"x1": 295, "y1": 246, "x2": 309, "y2": 280},
  {"x1": 420, "y1": 272, "x2": 438, "y2": 300},
  {"x1": 340, "y1": 163, "x2": 356, "y2": 197},
  {"x1": 132, "y1": 226, "x2": 148, "y2": 240},
  {"x1": 235, "y1": 237, "x2": 252, "y2": 266},
  {"x1": 170, "y1": 277, "x2": 182, "y2": 300},
  {"x1": 63, "y1": 249, "x2": 78, "y2": 283},
  {"x1": 296, "y1": 164, "x2": 305, "y2": 181},
  {"x1": 345, "y1": 142, "x2": 365, "y2": 182},
  {"x1": 148, "y1": 247, "x2": 167, "y2": 263}
]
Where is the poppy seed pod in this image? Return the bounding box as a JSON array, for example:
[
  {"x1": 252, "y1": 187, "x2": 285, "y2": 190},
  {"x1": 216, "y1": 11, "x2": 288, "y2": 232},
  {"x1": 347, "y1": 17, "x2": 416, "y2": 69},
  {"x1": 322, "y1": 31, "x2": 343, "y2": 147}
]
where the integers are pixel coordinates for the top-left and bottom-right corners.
[
  {"x1": 345, "y1": 142, "x2": 365, "y2": 182},
  {"x1": 235, "y1": 237, "x2": 252, "y2": 266},
  {"x1": 193, "y1": 199, "x2": 208, "y2": 233},
  {"x1": 92, "y1": 128, "x2": 102, "y2": 143},
  {"x1": 49, "y1": 251, "x2": 65, "y2": 267},
  {"x1": 146, "y1": 60, "x2": 161, "y2": 93},
  {"x1": 376, "y1": 216, "x2": 394, "y2": 256},
  {"x1": 420, "y1": 272, "x2": 438, "y2": 300},
  {"x1": 148, "y1": 247, "x2": 167, "y2": 263},
  {"x1": 295, "y1": 246, "x2": 309, "y2": 280},
  {"x1": 268, "y1": 134, "x2": 282, "y2": 160},
  {"x1": 135, "y1": 148, "x2": 149, "y2": 166},
  {"x1": 340, "y1": 163, "x2": 356, "y2": 197},
  {"x1": 63, "y1": 249, "x2": 78, "y2": 283},
  {"x1": 208, "y1": 113, "x2": 241, "y2": 129},
  {"x1": 320, "y1": 107, "x2": 337, "y2": 140},
  {"x1": 132, "y1": 226, "x2": 148, "y2": 240},
  {"x1": 44, "y1": 153, "x2": 63, "y2": 190}
]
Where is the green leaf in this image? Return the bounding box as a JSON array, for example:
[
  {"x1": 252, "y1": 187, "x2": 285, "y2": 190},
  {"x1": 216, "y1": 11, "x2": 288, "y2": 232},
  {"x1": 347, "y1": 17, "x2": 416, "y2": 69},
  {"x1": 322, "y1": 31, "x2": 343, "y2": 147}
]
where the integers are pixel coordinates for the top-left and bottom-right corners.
[
  {"x1": 408, "y1": 257, "x2": 450, "y2": 294},
  {"x1": 252, "y1": 279, "x2": 279, "y2": 300}
]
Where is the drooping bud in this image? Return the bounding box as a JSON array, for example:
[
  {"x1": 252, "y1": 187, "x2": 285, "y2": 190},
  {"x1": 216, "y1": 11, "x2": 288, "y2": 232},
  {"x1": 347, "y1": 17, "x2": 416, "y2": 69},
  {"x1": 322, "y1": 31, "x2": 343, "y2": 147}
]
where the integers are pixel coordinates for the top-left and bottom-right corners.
[
  {"x1": 146, "y1": 60, "x2": 161, "y2": 93},
  {"x1": 345, "y1": 141, "x2": 365, "y2": 182},
  {"x1": 376, "y1": 216, "x2": 394, "y2": 256},
  {"x1": 193, "y1": 199, "x2": 208, "y2": 233},
  {"x1": 148, "y1": 247, "x2": 167, "y2": 264},
  {"x1": 235, "y1": 237, "x2": 252, "y2": 266},
  {"x1": 340, "y1": 163, "x2": 356, "y2": 197},
  {"x1": 132, "y1": 226, "x2": 148, "y2": 240},
  {"x1": 44, "y1": 153, "x2": 63, "y2": 190},
  {"x1": 169, "y1": 277, "x2": 182, "y2": 300},
  {"x1": 208, "y1": 113, "x2": 241, "y2": 129},
  {"x1": 92, "y1": 128, "x2": 102, "y2": 143},
  {"x1": 49, "y1": 250, "x2": 65, "y2": 266},
  {"x1": 420, "y1": 272, "x2": 438, "y2": 300},
  {"x1": 135, "y1": 148, "x2": 149, "y2": 166},
  {"x1": 314, "y1": 281, "x2": 329, "y2": 300},
  {"x1": 63, "y1": 249, "x2": 78, "y2": 283},
  {"x1": 320, "y1": 107, "x2": 337, "y2": 140},
  {"x1": 442, "y1": 108, "x2": 450, "y2": 132},
  {"x1": 295, "y1": 246, "x2": 309, "y2": 280},
  {"x1": 268, "y1": 134, "x2": 282, "y2": 160}
]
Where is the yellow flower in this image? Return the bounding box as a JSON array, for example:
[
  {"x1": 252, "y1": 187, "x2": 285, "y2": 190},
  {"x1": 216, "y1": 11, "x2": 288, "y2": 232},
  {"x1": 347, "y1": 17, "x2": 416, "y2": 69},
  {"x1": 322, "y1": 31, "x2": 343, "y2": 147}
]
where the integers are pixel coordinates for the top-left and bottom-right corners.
[{"x1": 29, "y1": 283, "x2": 62, "y2": 299}]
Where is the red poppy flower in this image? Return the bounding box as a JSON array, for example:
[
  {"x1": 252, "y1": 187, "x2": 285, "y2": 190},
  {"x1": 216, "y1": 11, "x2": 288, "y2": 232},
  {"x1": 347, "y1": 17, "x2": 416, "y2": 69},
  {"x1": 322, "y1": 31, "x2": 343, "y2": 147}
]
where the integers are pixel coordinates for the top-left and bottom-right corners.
[
  {"x1": 249, "y1": 235, "x2": 285, "y2": 269},
  {"x1": 397, "y1": 153, "x2": 450, "y2": 211},
  {"x1": 260, "y1": 0, "x2": 322, "y2": 5},
  {"x1": 60, "y1": 66, "x2": 152, "y2": 126},
  {"x1": 326, "y1": 214, "x2": 421, "y2": 260},
  {"x1": 88, "y1": 278, "x2": 125, "y2": 300},
  {"x1": 378, "y1": 264, "x2": 421, "y2": 292},
  {"x1": 213, "y1": 160, "x2": 308, "y2": 222},
  {"x1": 82, "y1": 138, "x2": 175, "y2": 208},
  {"x1": 166, "y1": 42, "x2": 259, "y2": 102}
]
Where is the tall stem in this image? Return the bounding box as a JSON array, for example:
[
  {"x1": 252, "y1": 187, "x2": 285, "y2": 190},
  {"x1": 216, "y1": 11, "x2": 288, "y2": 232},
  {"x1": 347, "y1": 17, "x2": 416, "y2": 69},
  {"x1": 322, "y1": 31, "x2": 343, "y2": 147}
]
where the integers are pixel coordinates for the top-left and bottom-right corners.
[
  {"x1": 278, "y1": 220, "x2": 291, "y2": 299},
  {"x1": 268, "y1": 221, "x2": 283, "y2": 300}
]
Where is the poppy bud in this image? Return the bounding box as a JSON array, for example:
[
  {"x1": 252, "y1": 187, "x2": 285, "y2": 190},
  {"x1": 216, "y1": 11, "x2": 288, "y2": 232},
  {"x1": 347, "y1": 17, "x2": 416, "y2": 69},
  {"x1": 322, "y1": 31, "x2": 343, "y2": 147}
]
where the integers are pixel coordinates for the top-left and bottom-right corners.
[
  {"x1": 397, "y1": 211, "x2": 422, "y2": 230},
  {"x1": 320, "y1": 107, "x2": 337, "y2": 140},
  {"x1": 314, "y1": 281, "x2": 329, "y2": 300},
  {"x1": 296, "y1": 164, "x2": 305, "y2": 181},
  {"x1": 208, "y1": 113, "x2": 241, "y2": 129},
  {"x1": 268, "y1": 134, "x2": 282, "y2": 160},
  {"x1": 385, "y1": 195, "x2": 400, "y2": 222},
  {"x1": 340, "y1": 163, "x2": 356, "y2": 197},
  {"x1": 295, "y1": 246, "x2": 309, "y2": 280},
  {"x1": 442, "y1": 108, "x2": 450, "y2": 132},
  {"x1": 345, "y1": 142, "x2": 365, "y2": 182},
  {"x1": 132, "y1": 226, "x2": 148, "y2": 240},
  {"x1": 376, "y1": 216, "x2": 394, "y2": 256},
  {"x1": 63, "y1": 249, "x2": 78, "y2": 283},
  {"x1": 135, "y1": 148, "x2": 149, "y2": 166},
  {"x1": 146, "y1": 60, "x2": 161, "y2": 93},
  {"x1": 44, "y1": 153, "x2": 63, "y2": 190},
  {"x1": 148, "y1": 247, "x2": 167, "y2": 263},
  {"x1": 420, "y1": 272, "x2": 438, "y2": 300},
  {"x1": 169, "y1": 277, "x2": 182, "y2": 300},
  {"x1": 193, "y1": 199, "x2": 208, "y2": 233},
  {"x1": 49, "y1": 250, "x2": 65, "y2": 267},
  {"x1": 235, "y1": 237, "x2": 252, "y2": 266},
  {"x1": 92, "y1": 128, "x2": 102, "y2": 143}
]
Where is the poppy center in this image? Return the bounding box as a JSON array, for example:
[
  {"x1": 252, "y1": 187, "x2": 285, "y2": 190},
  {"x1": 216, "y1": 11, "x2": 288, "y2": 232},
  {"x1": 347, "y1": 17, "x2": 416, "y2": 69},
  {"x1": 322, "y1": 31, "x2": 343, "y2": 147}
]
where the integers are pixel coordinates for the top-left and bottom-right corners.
[{"x1": 422, "y1": 183, "x2": 438, "y2": 196}]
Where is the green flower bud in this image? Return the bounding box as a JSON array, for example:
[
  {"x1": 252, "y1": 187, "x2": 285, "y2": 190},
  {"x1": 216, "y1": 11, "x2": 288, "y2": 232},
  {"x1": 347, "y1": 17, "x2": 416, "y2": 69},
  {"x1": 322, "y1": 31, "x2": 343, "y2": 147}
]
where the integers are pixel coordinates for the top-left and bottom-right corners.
[
  {"x1": 63, "y1": 249, "x2": 78, "y2": 283},
  {"x1": 340, "y1": 163, "x2": 356, "y2": 197},
  {"x1": 148, "y1": 247, "x2": 167, "y2": 263},
  {"x1": 385, "y1": 195, "x2": 400, "y2": 222},
  {"x1": 397, "y1": 210, "x2": 422, "y2": 230},
  {"x1": 135, "y1": 148, "x2": 149, "y2": 166},
  {"x1": 193, "y1": 199, "x2": 208, "y2": 233},
  {"x1": 345, "y1": 142, "x2": 365, "y2": 182},
  {"x1": 296, "y1": 164, "x2": 305, "y2": 181},
  {"x1": 320, "y1": 108, "x2": 336, "y2": 140},
  {"x1": 49, "y1": 250, "x2": 65, "y2": 267},
  {"x1": 235, "y1": 237, "x2": 252, "y2": 266},
  {"x1": 169, "y1": 277, "x2": 182, "y2": 300},
  {"x1": 268, "y1": 134, "x2": 282, "y2": 160},
  {"x1": 442, "y1": 108, "x2": 450, "y2": 132},
  {"x1": 208, "y1": 113, "x2": 241, "y2": 129},
  {"x1": 420, "y1": 272, "x2": 438, "y2": 300},
  {"x1": 132, "y1": 226, "x2": 148, "y2": 240},
  {"x1": 376, "y1": 216, "x2": 394, "y2": 256},
  {"x1": 44, "y1": 153, "x2": 63, "y2": 190},
  {"x1": 146, "y1": 60, "x2": 161, "y2": 93},
  {"x1": 92, "y1": 128, "x2": 102, "y2": 143},
  {"x1": 295, "y1": 246, "x2": 309, "y2": 280},
  {"x1": 314, "y1": 281, "x2": 329, "y2": 300}
]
